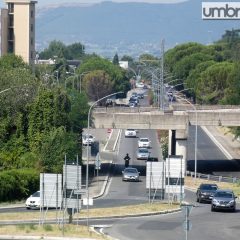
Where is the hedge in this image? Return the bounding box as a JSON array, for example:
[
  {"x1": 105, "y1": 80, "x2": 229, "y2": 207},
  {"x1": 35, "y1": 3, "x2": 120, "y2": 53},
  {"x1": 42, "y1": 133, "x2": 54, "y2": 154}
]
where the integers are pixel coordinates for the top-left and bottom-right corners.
[{"x1": 0, "y1": 168, "x2": 39, "y2": 202}]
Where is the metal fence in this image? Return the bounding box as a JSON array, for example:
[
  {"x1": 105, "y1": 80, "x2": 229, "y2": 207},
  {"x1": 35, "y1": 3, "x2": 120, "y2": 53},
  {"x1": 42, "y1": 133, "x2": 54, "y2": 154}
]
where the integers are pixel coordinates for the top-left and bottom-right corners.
[{"x1": 186, "y1": 171, "x2": 240, "y2": 184}]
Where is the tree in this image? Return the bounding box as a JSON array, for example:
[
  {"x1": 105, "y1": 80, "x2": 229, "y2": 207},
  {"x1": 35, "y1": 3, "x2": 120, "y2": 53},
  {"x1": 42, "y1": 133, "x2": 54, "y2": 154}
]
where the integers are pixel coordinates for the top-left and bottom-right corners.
[
  {"x1": 196, "y1": 62, "x2": 234, "y2": 104},
  {"x1": 28, "y1": 88, "x2": 71, "y2": 152},
  {"x1": 0, "y1": 54, "x2": 27, "y2": 70},
  {"x1": 39, "y1": 40, "x2": 67, "y2": 59},
  {"x1": 83, "y1": 70, "x2": 113, "y2": 101},
  {"x1": 78, "y1": 56, "x2": 130, "y2": 94},
  {"x1": 112, "y1": 53, "x2": 119, "y2": 65},
  {"x1": 67, "y1": 42, "x2": 85, "y2": 59}
]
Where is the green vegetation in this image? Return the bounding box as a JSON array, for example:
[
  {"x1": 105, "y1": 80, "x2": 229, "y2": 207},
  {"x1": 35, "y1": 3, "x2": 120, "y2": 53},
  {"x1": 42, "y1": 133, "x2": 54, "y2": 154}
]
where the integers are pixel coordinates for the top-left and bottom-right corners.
[
  {"x1": 164, "y1": 29, "x2": 240, "y2": 138},
  {"x1": 0, "y1": 41, "x2": 131, "y2": 203}
]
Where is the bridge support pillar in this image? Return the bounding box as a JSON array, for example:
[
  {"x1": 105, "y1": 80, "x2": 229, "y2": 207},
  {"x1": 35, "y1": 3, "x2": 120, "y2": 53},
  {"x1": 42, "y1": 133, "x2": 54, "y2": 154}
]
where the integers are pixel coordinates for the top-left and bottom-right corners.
[{"x1": 168, "y1": 129, "x2": 187, "y2": 170}]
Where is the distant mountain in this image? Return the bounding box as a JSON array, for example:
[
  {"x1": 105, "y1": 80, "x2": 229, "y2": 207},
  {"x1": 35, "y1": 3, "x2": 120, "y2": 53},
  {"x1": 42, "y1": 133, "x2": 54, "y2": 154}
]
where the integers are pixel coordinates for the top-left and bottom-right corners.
[{"x1": 36, "y1": 0, "x2": 239, "y2": 57}]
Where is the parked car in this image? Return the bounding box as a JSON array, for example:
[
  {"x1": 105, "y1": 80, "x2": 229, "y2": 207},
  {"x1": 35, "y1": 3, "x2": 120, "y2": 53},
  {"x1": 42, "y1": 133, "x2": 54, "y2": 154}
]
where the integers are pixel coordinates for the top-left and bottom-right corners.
[
  {"x1": 129, "y1": 102, "x2": 137, "y2": 108},
  {"x1": 138, "y1": 138, "x2": 151, "y2": 148},
  {"x1": 211, "y1": 189, "x2": 237, "y2": 212},
  {"x1": 122, "y1": 167, "x2": 140, "y2": 182},
  {"x1": 196, "y1": 183, "x2": 218, "y2": 203},
  {"x1": 136, "y1": 148, "x2": 150, "y2": 160},
  {"x1": 25, "y1": 191, "x2": 41, "y2": 209},
  {"x1": 82, "y1": 134, "x2": 95, "y2": 146},
  {"x1": 137, "y1": 93, "x2": 144, "y2": 99},
  {"x1": 125, "y1": 129, "x2": 137, "y2": 138}
]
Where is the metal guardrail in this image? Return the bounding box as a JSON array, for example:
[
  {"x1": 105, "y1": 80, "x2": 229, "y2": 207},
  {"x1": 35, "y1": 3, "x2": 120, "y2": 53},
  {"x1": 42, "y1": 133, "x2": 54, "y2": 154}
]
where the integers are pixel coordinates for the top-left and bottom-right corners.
[{"x1": 186, "y1": 171, "x2": 240, "y2": 184}]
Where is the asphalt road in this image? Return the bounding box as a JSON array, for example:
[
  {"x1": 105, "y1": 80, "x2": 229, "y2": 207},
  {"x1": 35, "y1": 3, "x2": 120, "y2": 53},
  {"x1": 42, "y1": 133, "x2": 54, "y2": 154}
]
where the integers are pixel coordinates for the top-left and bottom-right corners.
[
  {"x1": 93, "y1": 129, "x2": 161, "y2": 208},
  {"x1": 187, "y1": 126, "x2": 240, "y2": 175}
]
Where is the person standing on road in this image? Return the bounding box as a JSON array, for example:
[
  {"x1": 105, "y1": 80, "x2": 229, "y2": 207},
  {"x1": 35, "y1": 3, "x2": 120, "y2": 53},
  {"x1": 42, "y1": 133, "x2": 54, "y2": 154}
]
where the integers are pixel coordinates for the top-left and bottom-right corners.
[{"x1": 124, "y1": 153, "x2": 131, "y2": 168}]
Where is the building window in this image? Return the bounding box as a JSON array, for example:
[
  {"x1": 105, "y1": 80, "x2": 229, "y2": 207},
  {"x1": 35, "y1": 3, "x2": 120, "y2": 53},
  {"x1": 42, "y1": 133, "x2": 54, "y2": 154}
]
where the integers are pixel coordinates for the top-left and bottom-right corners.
[
  {"x1": 31, "y1": 24, "x2": 33, "y2": 32},
  {"x1": 31, "y1": 10, "x2": 34, "y2": 18},
  {"x1": 31, "y1": 38, "x2": 33, "y2": 46},
  {"x1": 31, "y1": 51, "x2": 33, "y2": 59},
  {"x1": 8, "y1": 3, "x2": 14, "y2": 14}
]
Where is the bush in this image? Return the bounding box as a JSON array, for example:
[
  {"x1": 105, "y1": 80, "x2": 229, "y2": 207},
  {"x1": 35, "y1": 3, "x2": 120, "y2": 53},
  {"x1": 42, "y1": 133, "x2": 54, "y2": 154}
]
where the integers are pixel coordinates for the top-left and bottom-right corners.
[{"x1": 0, "y1": 168, "x2": 39, "y2": 202}]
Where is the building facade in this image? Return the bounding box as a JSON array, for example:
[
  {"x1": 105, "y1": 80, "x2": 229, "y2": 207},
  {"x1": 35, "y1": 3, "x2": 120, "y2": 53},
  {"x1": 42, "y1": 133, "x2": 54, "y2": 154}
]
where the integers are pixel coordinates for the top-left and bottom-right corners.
[{"x1": 0, "y1": 0, "x2": 37, "y2": 65}]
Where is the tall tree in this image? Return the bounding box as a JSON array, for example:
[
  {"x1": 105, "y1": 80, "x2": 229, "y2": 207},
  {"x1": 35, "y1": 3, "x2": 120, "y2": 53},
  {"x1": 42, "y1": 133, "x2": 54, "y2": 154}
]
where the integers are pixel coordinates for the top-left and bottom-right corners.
[{"x1": 112, "y1": 53, "x2": 119, "y2": 65}]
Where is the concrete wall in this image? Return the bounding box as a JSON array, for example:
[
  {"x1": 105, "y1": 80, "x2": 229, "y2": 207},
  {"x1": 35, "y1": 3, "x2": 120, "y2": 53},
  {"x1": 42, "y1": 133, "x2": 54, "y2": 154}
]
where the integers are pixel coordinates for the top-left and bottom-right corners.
[{"x1": 0, "y1": 9, "x2": 8, "y2": 56}]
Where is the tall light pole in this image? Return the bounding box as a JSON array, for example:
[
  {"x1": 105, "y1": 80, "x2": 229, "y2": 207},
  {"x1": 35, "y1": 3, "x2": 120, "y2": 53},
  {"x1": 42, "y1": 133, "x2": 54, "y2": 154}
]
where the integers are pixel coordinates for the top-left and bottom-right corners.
[
  {"x1": 79, "y1": 71, "x2": 91, "y2": 93},
  {"x1": 86, "y1": 91, "x2": 123, "y2": 227},
  {"x1": 0, "y1": 88, "x2": 11, "y2": 94}
]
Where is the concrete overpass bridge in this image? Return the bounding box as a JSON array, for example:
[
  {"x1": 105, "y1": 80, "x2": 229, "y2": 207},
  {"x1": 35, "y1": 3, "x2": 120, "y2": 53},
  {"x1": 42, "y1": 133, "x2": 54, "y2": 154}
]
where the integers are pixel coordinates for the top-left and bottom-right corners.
[{"x1": 92, "y1": 105, "x2": 240, "y2": 165}]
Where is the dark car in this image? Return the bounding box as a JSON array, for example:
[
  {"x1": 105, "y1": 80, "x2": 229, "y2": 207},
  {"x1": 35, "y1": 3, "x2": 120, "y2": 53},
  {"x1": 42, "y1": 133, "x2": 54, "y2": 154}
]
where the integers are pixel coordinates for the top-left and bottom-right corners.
[
  {"x1": 211, "y1": 189, "x2": 237, "y2": 212},
  {"x1": 196, "y1": 183, "x2": 218, "y2": 203}
]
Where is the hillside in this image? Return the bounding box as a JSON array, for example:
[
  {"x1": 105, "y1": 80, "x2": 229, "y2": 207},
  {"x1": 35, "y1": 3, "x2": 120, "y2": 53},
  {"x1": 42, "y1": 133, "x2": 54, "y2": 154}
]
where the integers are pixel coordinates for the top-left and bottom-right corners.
[{"x1": 36, "y1": 0, "x2": 239, "y2": 57}]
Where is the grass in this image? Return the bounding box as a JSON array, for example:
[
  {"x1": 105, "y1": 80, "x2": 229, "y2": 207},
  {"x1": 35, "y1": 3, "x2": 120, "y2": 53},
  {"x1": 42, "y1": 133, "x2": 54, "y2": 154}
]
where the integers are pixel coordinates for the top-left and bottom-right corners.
[
  {"x1": 185, "y1": 176, "x2": 240, "y2": 196},
  {"x1": 0, "y1": 224, "x2": 105, "y2": 239},
  {"x1": 0, "y1": 203, "x2": 179, "y2": 239}
]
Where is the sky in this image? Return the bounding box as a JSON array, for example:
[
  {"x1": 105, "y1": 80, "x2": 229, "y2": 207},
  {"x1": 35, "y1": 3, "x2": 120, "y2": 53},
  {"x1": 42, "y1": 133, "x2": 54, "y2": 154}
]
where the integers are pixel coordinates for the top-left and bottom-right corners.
[{"x1": 0, "y1": 0, "x2": 188, "y2": 8}]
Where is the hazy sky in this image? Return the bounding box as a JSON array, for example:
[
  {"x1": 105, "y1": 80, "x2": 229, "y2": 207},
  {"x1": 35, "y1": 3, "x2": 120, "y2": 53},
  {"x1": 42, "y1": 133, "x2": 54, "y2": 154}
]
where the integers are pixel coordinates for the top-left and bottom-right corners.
[{"x1": 0, "y1": 0, "x2": 188, "y2": 8}]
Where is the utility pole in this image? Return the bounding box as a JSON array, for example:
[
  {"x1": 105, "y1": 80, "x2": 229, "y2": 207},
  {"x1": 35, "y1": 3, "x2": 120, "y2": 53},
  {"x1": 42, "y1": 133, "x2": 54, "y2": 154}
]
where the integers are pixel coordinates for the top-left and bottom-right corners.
[{"x1": 160, "y1": 39, "x2": 165, "y2": 110}]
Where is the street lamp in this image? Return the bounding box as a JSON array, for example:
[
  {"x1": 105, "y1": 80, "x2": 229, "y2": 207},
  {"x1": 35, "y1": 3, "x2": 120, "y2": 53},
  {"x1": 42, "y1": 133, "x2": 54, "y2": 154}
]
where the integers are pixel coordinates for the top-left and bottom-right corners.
[
  {"x1": 79, "y1": 71, "x2": 91, "y2": 93},
  {"x1": 0, "y1": 88, "x2": 11, "y2": 94},
  {"x1": 86, "y1": 91, "x2": 123, "y2": 227}
]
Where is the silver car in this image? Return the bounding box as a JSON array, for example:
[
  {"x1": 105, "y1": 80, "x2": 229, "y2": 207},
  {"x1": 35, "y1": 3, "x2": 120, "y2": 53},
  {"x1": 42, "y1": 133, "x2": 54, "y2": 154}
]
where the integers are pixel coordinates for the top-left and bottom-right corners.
[
  {"x1": 211, "y1": 189, "x2": 237, "y2": 212},
  {"x1": 136, "y1": 148, "x2": 150, "y2": 160},
  {"x1": 122, "y1": 167, "x2": 140, "y2": 181}
]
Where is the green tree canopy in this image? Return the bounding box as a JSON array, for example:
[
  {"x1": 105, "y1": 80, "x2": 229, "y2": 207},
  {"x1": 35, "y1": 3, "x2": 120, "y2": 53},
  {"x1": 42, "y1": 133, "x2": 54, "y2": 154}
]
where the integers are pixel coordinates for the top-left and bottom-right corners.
[{"x1": 196, "y1": 62, "x2": 234, "y2": 104}]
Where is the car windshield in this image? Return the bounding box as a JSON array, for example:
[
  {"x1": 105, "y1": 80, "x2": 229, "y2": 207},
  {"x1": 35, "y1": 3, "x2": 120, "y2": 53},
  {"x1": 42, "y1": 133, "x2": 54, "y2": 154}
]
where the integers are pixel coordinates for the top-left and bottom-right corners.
[
  {"x1": 201, "y1": 185, "x2": 218, "y2": 190},
  {"x1": 32, "y1": 191, "x2": 40, "y2": 197},
  {"x1": 215, "y1": 191, "x2": 233, "y2": 198},
  {"x1": 140, "y1": 139, "x2": 149, "y2": 142},
  {"x1": 139, "y1": 148, "x2": 148, "y2": 153},
  {"x1": 125, "y1": 168, "x2": 137, "y2": 173},
  {"x1": 127, "y1": 129, "x2": 135, "y2": 131}
]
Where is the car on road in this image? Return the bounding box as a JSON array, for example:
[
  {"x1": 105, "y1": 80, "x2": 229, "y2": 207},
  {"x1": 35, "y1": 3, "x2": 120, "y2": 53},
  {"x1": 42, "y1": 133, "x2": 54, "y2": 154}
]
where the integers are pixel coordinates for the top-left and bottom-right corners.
[
  {"x1": 138, "y1": 138, "x2": 151, "y2": 148},
  {"x1": 129, "y1": 102, "x2": 137, "y2": 108},
  {"x1": 25, "y1": 191, "x2": 40, "y2": 209},
  {"x1": 136, "y1": 147, "x2": 150, "y2": 160},
  {"x1": 211, "y1": 189, "x2": 237, "y2": 212},
  {"x1": 82, "y1": 134, "x2": 95, "y2": 146},
  {"x1": 122, "y1": 167, "x2": 140, "y2": 181},
  {"x1": 125, "y1": 129, "x2": 137, "y2": 138},
  {"x1": 137, "y1": 93, "x2": 144, "y2": 99},
  {"x1": 196, "y1": 183, "x2": 218, "y2": 203}
]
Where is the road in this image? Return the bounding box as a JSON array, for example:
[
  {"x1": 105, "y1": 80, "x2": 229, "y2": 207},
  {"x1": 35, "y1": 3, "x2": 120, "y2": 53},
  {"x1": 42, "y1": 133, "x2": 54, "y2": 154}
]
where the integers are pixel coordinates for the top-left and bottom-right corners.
[
  {"x1": 101, "y1": 198, "x2": 240, "y2": 240},
  {"x1": 93, "y1": 128, "x2": 161, "y2": 208},
  {"x1": 187, "y1": 126, "x2": 240, "y2": 176}
]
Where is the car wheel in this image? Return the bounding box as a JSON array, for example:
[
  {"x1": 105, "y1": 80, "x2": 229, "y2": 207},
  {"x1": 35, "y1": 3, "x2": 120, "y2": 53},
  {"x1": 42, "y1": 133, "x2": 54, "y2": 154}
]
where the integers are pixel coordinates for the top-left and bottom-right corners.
[
  {"x1": 196, "y1": 196, "x2": 199, "y2": 202},
  {"x1": 211, "y1": 205, "x2": 215, "y2": 212},
  {"x1": 232, "y1": 207, "x2": 236, "y2": 212}
]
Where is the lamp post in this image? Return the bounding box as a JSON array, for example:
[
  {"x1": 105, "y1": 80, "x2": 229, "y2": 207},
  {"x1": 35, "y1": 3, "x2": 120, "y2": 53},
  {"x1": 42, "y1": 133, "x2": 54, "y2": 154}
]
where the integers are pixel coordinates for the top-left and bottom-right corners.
[
  {"x1": 0, "y1": 88, "x2": 11, "y2": 94},
  {"x1": 86, "y1": 91, "x2": 123, "y2": 227},
  {"x1": 79, "y1": 71, "x2": 91, "y2": 93}
]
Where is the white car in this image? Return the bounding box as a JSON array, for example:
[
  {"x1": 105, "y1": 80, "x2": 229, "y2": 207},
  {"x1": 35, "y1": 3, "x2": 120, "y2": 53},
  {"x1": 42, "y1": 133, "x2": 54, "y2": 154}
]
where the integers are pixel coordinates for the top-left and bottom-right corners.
[
  {"x1": 125, "y1": 129, "x2": 137, "y2": 138},
  {"x1": 136, "y1": 148, "x2": 150, "y2": 160},
  {"x1": 82, "y1": 134, "x2": 95, "y2": 146},
  {"x1": 25, "y1": 191, "x2": 41, "y2": 209},
  {"x1": 138, "y1": 138, "x2": 151, "y2": 148}
]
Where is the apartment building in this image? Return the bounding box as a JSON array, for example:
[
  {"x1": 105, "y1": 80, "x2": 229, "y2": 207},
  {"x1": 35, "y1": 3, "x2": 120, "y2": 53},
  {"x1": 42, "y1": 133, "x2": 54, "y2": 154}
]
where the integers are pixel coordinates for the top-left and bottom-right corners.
[{"x1": 0, "y1": 0, "x2": 37, "y2": 65}]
